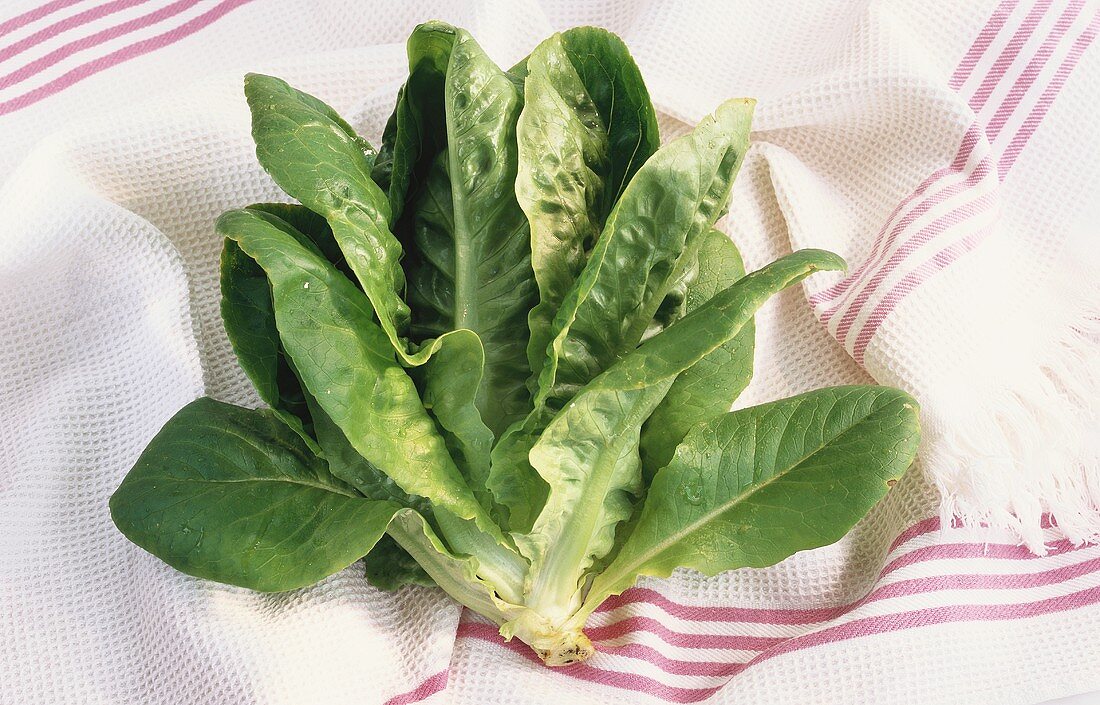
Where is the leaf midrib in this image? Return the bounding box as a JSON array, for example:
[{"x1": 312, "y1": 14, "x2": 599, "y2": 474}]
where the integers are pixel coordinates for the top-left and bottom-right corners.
[
  {"x1": 142, "y1": 473, "x2": 361, "y2": 498},
  {"x1": 445, "y1": 41, "x2": 477, "y2": 334}
]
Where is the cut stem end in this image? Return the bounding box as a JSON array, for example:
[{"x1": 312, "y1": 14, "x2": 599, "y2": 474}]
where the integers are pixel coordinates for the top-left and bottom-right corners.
[
  {"x1": 528, "y1": 628, "x2": 594, "y2": 666},
  {"x1": 501, "y1": 609, "x2": 595, "y2": 666}
]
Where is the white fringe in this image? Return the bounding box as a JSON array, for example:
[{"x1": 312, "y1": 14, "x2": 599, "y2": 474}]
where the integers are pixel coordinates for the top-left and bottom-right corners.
[{"x1": 929, "y1": 246, "x2": 1100, "y2": 554}]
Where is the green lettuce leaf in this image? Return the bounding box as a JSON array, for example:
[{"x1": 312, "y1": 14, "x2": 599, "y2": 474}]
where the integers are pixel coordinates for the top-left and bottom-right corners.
[
  {"x1": 489, "y1": 98, "x2": 755, "y2": 532},
  {"x1": 372, "y1": 21, "x2": 455, "y2": 225},
  {"x1": 582, "y1": 386, "x2": 921, "y2": 617},
  {"x1": 244, "y1": 73, "x2": 413, "y2": 359},
  {"x1": 639, "y1": 228, "x2": 754, "y2": 478},
  {"x1": 517, "y1": 29, "x2": 660, "y2": 385},
  {"x1": 558, "y1": 26, "x2": 659, "y2": 207},
  {"x1": 401, "y1": 27, "x2": 536, "y2": 436},
  {"x1": 518, "y1": 249, "x2": 845, "y2": 621},
  {"x1": 221, "y1": 203, "x2": 434, "y2": 588},
  {"x1": 109, "y1": 398, "x2": 400, "y2": 592},
  {"x1": 216, "y1": 208, "x2": 489, "y2": 531}
]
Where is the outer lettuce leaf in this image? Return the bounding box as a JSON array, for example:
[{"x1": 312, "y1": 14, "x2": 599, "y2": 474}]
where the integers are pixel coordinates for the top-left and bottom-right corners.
[
  {"x1": 639, "y1": 228, "x2": 754, "y2": 478},
  {"x1": 582, "y1": 387, "x2": 921, "y2": 618},
  {"x1": 489, "y1": 98, "x2": 755, "y2": 532},
  {"x1": 372, "y1": 21, "x2": 455, "y2": 225},
  {"x1": 109, "y1": 398, "x2": 400, "y2": 592},
  {"x1": 220, "y1": 203, "x2": 354, "y2": 452},
  {"x1": 216, "y1": 208, "x2": 490, "y2": 534},
  {"x1": 517, "y1": 33, "x2": 610, "y2": 386},
  {"x1": 558, "y1": 26, "x2": 660, "y2": 208},
  {"x1": 244, "y1": 73, "x2": 413, "y2": 361},
  {"x1": 227, "y1": 210, "x2": 417, "y2": 489},
  {"x1": 221, "y1": 203, "x2": 434, "y2": 589},
  {"x1": 518, "y1": 249, "x2": 845, "y2": 621},
  {"x1": 403, "y1": 28, "x2": 536, "y2": 437}
]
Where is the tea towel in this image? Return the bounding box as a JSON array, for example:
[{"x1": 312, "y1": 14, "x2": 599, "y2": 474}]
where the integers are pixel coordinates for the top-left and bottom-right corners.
[{"x1": 1, "y1": 2, "x2": 1099, "y2": 704}]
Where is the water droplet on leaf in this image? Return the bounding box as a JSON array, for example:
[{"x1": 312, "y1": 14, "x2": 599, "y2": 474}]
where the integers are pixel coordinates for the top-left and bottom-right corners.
[{"x1": 681, "y1": 476, "x2": 704, "y2": 505}]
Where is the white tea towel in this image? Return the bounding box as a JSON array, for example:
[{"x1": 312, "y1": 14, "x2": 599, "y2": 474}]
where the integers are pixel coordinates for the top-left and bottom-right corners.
[{"x1": 1, "y1": 2, "x2": 1099, "y2": 704}]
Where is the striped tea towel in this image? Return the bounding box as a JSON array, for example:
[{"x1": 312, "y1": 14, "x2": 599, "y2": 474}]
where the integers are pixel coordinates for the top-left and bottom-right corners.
[{"x1": 0, "y1": 1, "x2": 1098, "y2": 704}]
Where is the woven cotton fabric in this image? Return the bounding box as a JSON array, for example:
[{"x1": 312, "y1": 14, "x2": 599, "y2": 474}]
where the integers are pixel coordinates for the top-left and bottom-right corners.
[{"x1": 2, "y1": 2, "x2": 1099, "y2": 704}]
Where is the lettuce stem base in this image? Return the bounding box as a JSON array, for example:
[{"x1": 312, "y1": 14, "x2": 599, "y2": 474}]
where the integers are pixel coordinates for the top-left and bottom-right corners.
[{"x1": 500, "y1": 608, "x2": 595, "y2": 666}]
